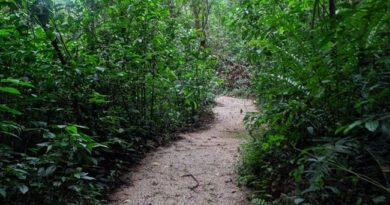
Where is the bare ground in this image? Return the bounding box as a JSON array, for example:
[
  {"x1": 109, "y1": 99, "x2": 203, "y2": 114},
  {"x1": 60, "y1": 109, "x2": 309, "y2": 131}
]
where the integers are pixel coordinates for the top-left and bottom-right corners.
[{"x1": 109, "y1": 96, "x2": 256, "y2": 205}]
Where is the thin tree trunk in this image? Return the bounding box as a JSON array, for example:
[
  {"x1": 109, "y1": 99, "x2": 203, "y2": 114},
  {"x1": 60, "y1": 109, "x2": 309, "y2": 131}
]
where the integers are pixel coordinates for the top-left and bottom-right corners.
[
  {"x1": 50, "y1": 38, "x2": 67, "y2": 65},
  {"x1": 329, "y1": 0, "x2": 335, "y2": 18}
]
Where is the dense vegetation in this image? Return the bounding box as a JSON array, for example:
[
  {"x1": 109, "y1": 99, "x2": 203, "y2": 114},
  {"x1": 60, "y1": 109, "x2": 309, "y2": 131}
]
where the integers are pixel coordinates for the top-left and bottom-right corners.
[
  {"x1": 0, "y1": 0, "x2": 217, "y2": 204},
  {"x1": 234, "y1": 0, "x2": 390, "y2": 204},
  {"x1": 207, "y1": 0, "x2": 251, "y2": 96},
  {"x1": 1, "y1": 0, "x2": 389, "y2": 204}
]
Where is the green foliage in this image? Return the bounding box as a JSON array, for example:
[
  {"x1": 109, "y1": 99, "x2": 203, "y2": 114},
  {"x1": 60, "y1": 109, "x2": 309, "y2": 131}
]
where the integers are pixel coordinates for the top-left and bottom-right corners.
[
  {"x1": 0, "y1": 0, "x2": 216, "y2": 204},
  {"x1": 207, "y1": 0, "x2": 252, "y2": 96},
  {"x1": 251, "y1": 198, "x2": 270, "y2": 205},
  {"x1": 236, "y1": 0, "x2": 390, "y2": 204}
]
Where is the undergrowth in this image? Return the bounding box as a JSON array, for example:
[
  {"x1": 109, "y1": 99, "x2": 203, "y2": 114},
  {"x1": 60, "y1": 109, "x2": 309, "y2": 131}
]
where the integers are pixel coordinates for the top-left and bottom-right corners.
[
  {"x1": 0, "y1": 0, "x2": 217, "y2": 204},
  {"x1": 235, "y1": 0, "x2": 390, "y2": 204}
]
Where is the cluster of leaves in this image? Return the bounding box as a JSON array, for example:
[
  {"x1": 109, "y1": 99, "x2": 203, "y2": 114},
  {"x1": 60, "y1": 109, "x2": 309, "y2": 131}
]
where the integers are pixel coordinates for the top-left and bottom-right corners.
[
  {"x1": 0, "y1": 0, "x2": 217, "y2": 204},
  {"x1": 234, "y1": 0, "x2": 390, "y2": 204}
]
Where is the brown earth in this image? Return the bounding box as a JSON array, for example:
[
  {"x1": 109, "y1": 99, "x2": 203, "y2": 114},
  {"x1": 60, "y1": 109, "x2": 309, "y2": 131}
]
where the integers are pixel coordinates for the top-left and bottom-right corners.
[{"x1": 109, "y1": 96, "x2": 256, "y2": 205}]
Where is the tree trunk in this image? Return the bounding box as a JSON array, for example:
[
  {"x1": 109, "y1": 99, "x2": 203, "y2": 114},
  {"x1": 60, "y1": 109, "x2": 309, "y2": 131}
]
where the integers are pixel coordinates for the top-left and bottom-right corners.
[{"x1": 329, "y1": 0, "x2": 335, "y2": 18}]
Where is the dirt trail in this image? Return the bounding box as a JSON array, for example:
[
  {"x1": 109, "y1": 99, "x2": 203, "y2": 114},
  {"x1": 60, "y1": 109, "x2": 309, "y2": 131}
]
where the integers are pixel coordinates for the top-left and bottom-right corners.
[{"x1": 109, "y1": 96, "x2": 256, "y2": 205}]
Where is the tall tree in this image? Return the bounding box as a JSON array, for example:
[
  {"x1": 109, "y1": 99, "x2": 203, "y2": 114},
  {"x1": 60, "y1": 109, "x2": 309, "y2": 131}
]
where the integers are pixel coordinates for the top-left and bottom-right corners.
[{"x1": 190, "y1": 0, "x2": 212, "y2": 49}]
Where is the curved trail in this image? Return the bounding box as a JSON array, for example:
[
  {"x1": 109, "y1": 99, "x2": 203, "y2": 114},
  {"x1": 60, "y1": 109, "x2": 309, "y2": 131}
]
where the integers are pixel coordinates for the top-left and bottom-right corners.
[{"x1": 109, "y1": 96, "x2": 256, "y2": 205}]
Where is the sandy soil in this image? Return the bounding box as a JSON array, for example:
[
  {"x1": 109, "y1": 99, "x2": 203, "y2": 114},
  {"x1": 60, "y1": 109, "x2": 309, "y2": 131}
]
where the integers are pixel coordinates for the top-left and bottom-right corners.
[{"x1": 109, "y1": 96, "x2": 256, "y2": 205}]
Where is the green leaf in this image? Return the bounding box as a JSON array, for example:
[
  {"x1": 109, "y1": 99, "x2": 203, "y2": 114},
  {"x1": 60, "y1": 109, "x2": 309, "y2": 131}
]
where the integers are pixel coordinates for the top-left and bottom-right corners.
[
  {"x1": 55, "y1": 125, "x2": 67, "y2": 129},
  {"x1": 68, "y1": 185, "x2": 81, "y2": 192},
  {"x1": 65, "y1": 125, "x2": 78, "y2": 134},
  {"x1": 81, "y1": 175, "x2": 95, "y2": 180},
  {"x1": 0, "y1": 104, "x2": 22, "y2": 115},
  {"x1": 0, "y1": 78, "x2": 34, "y2": 88},
  {"x1": 343, "y1": 120, "x2": 362, "y2": 134},
  {"x1": 365, "y1": 121, "x2": 379, "y2": 132},
  {"x1": 18, "y1": 185, "x2": 28, "y2": 194},
  {"x1": 307, "y1": 126, "x2": 314, "y2": 135},
  {"x1": 86, "y1": 142, "x2": 108, "y2": 152},
  {"x1": 0, "y1": 131, "x2": 21, "y2": 140},
  {"x1": 88, "y1": 91, "x2": 108, "y2": 104},
  {"x1": 53, "y1": 181, "x2": 62, "y2": 187},
  {"x1": 0, "y1": 86, "x2": 20, "y2": 95},
  {"x1": 0, "y1": 28, "x2": 13, "y2": 37},
  {"x1": 74, "y1": 172, "x2": 81, "y2": 179},
  {"x1": 43, "y1": 131, "x2": 55, "y2": 139},
  {"x1": 325, "y1": 186, "x2": 340, "y2": 194},
  {"x1": 45, "y1": 165, "x2": 57, "y2": 176},
  {"x1": 294, "y1": 197, "x2": 305, "y2": 204},
  {"x1": 372, "y1": 196, "x2": 386, "y2": 204},
  {"x1": 96, "y1": 66, "x2": 106, "y2": 72},
  {"x1": 0, "y1": 188, "x2": 6, "y2": 198},
  {"x1": 80, "y1": 172, "x2": 95, "y2": 180}
]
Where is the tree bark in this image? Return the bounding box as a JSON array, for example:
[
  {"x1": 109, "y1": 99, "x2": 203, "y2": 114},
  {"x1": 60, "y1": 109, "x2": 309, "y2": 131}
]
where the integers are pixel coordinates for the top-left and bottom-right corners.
[{"x1": 329, "y1": 0, "x2": 335, "y2": 18}]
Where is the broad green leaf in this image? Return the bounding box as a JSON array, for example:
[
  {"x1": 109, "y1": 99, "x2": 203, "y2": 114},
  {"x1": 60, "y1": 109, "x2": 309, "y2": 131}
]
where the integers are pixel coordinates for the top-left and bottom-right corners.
[
  {"x1": 65, "y1": 125, "x2": 78, "y2": 134},
  {"x1": 365, "y1": 121, "x2": 379, "y2": 132},
  {"x1": 45, "y1": 165, "x2": 57, "y2": 176},
  {"x1": 0, "y1": 86, "x2": 20, "y2": 95},
  {"x1": 80, "y1": 172, "x2": 95, "y2": 180},
  {"x1": 294, "y1": 197, "x2": 305, "y2": 204},
  {"x1": 0, "y1": 28, "x2": 13, "y2": 37},
  {"x1": 0, "y1": 104, "x2": 22, "y2": 115},
  {"x1": 0, "y1": 79, "x2": 34, "y2": 88},
  {"x1": 74, "y1": 172, "x2": 81, "y2": 179},
  {"x1": 89, "y1": 92, "x2": 108, "y2": 104}
]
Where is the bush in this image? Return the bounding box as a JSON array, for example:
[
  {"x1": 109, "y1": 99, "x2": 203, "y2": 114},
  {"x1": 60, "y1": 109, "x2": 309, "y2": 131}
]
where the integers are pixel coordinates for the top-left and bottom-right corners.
[
  {"x1": 0, "y1": 0, "x2": 217, "y2": 204},
  {"x1": 236, "y1": 0, "x2": 390, "y2": 204}
]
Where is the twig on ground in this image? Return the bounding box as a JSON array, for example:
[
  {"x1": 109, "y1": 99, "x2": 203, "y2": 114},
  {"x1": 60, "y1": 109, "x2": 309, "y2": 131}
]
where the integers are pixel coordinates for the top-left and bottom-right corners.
[{"x1": 181, "y1": 174, "x2": 200, "y2": 190}]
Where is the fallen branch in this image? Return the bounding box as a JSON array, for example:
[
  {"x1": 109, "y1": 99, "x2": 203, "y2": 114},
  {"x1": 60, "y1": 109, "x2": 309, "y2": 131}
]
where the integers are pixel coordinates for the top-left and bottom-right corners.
[{"x1": 181, "y1": 174, "x2": 199, "y2": 190}]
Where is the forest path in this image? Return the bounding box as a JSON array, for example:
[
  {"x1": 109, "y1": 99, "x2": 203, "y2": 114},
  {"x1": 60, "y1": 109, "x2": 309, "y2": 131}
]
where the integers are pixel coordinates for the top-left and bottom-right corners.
[{"x1": 109, "y1": 96, "x2": 256, "y2": 205}]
